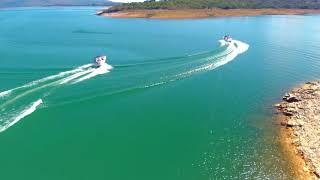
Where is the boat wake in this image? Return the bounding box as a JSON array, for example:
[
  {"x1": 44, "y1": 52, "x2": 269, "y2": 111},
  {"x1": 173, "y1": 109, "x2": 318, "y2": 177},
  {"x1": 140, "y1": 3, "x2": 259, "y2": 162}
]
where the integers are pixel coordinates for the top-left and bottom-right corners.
[
  {"x1": 0, "y1": 39, "x2": 248, "y2": 133},
  {"x1": 0, "y1": 99, "x2": 43, "y2": 133},
  {"x1": 0, "y1": 64, "x2": 112, "y2": 133}
]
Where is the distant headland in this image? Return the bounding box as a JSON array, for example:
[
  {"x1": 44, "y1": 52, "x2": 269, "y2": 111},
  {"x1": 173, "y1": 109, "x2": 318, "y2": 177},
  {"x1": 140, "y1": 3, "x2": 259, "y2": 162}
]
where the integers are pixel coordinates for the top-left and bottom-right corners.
[
  {"x1": 98, "y1": 0, "x2": 320, "y2": 19},
  {"x1": 98, "y1": 8, "x2": 320, "y2": 19},
  {"x1": 0, "y1": 0, "x2": 117, "y2": 8}
]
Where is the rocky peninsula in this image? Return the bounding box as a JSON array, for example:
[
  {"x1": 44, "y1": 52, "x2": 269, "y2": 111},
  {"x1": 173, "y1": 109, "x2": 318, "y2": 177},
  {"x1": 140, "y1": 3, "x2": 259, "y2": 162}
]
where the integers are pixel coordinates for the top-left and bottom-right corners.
[
  {"x1": 98, "y1": 8, "x2": 320, "y2": 19},
  {"x1": 98, "y1": 0, "x2": 320, "y2": 19},
  {"x1": 275, "y1": 81, "x2": 320, "y2": 179}
]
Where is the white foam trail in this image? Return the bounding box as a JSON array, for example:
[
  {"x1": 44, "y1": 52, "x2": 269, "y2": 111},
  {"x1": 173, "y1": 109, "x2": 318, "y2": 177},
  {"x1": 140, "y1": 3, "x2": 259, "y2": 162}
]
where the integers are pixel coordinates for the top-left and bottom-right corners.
[
  {"x1": 219, "y1": 40, "x2": 228, "y2": 47},
  {"x1": 59, "y1": 69, "x2": 94, "y2": 85},
  {"x1": 78, "y1": 63, "x2": 94, "y2": 69},
  {"x1": 0, "y1": 64, "x2": 93, "y2": 98},
  {"x1": 0, "y1": 90, "x2": 11, "y2": 98},
  {"x1": 232, "y1": 40, "x2": 249, "y2": 54},
  {"x1": 219, "y1": 39, "x2": 250, "y2": 54},
  {"x1": 0, "y1": 99, "x2": 43, "y2": 133},
  {"x1": 178, "y1": 39, "x2": 249, "y2": 77},
  {"x1": 0, "y1": 63, "x2": 111, "y2": 133},
  {"x1": 73, "y1": 63, "x2": 113, "y2": 84},
  {"x1": 0, "y1": 68, "x2": 96, "y2": 109}
]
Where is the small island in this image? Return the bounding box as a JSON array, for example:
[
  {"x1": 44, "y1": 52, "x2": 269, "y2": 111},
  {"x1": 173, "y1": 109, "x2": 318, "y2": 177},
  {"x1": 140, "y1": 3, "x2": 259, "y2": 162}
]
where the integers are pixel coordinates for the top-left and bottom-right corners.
[
  {"x1": 276, "y1": 82, "x2": 320, "y2": 179},
  {"x1": 98, "y1": 0, "x2": 320, "y2": 19}
]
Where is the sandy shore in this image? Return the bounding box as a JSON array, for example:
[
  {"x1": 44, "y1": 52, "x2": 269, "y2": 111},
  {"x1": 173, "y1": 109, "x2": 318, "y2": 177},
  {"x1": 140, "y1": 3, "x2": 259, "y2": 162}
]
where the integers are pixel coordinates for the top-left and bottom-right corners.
[
  {"x1": 275, "y1": 81, "x2": 320, "y2": 179},
  {"x1": 99, "y1": 8, "x2": 320, "y2": 19}
]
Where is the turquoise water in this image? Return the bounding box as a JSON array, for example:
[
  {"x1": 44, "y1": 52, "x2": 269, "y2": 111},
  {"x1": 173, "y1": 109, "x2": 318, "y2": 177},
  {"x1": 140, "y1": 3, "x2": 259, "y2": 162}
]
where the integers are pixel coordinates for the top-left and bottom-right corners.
[{"x1": 1, "y1": 7, "x2": 320, "y2": 179}]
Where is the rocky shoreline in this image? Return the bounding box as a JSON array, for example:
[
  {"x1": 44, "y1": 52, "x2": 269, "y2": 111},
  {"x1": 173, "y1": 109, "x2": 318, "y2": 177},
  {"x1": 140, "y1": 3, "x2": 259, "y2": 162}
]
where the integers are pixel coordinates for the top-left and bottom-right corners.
[{"x1": 275, "y1": 81, "x2": 320, "y2": 179}]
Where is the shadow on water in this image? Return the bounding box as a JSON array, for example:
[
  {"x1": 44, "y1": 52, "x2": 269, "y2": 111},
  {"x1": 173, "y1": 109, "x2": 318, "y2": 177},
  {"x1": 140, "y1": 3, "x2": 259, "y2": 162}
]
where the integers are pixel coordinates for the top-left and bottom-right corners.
[{"x1": 72, "y1": 30, "x2": 113, "y2": 35}]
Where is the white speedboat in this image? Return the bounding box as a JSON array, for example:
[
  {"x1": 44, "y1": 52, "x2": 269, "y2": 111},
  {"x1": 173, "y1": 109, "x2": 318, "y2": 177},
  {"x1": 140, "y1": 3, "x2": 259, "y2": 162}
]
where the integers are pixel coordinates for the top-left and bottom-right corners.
[{"x1": 94, "y1": 55, "x2": 107, "y2": 67}]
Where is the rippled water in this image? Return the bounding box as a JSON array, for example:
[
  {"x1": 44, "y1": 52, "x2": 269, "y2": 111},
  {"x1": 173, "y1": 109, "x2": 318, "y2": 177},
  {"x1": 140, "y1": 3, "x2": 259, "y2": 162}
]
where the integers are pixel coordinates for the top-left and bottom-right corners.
[{"x1": 0, "y1": 7, "x2": 320, "y2": 180}]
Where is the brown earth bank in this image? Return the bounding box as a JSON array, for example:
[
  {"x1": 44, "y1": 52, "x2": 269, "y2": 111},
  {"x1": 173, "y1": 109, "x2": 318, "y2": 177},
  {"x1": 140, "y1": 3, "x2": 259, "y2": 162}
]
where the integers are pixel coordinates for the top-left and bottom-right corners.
[
  {"x1": 275, "y1": 81, "x2": 320, "y2": 179},
  {"x1": 98, "y1": 8, "x2": 320, "y2": 19}
]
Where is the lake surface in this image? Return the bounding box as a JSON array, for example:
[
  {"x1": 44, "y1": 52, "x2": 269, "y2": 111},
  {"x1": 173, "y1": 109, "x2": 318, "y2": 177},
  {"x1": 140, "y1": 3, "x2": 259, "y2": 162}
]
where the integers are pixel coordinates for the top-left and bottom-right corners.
[{"x1": 0, "y1": 7, "x2": 320, "y2": 180}]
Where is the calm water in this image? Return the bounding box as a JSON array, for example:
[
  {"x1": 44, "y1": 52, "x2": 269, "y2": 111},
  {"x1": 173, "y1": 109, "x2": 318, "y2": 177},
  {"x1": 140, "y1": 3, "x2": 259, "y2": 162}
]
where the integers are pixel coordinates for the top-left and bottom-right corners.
[{"x1": 0, "y1": 7, "x2": 320, "y2": 180}]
